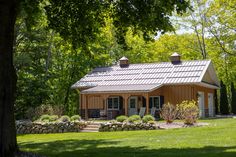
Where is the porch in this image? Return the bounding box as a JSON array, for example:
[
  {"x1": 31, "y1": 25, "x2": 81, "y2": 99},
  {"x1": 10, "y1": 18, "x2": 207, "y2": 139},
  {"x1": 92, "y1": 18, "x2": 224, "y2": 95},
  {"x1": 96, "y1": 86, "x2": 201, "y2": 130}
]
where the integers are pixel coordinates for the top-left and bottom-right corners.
[{"x1": 80, "y1": 93, "x2": 164, "y2": 120}]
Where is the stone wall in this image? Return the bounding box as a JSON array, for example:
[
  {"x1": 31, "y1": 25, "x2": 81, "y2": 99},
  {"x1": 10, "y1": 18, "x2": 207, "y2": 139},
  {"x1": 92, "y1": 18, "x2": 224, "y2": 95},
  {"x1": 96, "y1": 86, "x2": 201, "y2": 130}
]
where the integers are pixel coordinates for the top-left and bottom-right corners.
[
  {"x1": 16, "y1": 120, "x2": 88, "y2": 134},
  {"x1": 99, "y1": 122, "x2": 156, "y2": 132}
]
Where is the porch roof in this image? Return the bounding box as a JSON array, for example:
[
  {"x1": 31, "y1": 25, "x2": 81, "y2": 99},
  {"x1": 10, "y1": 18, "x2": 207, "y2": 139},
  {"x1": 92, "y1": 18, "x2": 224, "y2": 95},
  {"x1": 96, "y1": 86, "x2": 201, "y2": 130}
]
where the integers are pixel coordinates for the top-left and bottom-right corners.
[{"x1": 81, "y1": 84, "x2": 162, "y2": 94}]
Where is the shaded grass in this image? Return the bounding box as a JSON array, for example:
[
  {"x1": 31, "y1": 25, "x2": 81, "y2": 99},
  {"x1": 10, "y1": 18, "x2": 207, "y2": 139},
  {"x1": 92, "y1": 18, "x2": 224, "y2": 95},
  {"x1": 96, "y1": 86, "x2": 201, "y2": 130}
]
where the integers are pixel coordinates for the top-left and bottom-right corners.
[{"x1": 17, "y1": 118, "x2": 236, "y2": 157}]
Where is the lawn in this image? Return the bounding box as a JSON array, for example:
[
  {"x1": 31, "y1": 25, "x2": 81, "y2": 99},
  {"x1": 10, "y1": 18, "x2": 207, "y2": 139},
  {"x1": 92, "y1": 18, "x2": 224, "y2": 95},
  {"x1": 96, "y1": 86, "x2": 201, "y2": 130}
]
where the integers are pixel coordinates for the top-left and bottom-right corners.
[{"x1": 17, "y1": 118, "x2": 236, "y2": 157}]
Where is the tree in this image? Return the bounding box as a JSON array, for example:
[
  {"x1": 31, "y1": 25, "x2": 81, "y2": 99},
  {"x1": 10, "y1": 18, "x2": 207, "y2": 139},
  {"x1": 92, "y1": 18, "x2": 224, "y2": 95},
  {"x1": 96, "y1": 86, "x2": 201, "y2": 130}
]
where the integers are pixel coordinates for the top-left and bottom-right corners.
[
  {"x1": 0, "y1": 0, "x2": 190, "y2": 156},
  {"x1": 231, "y1": 82, "x2": 236, "y2": 114},
  {"x1": 220, "y1": 80, "x2": 229, "y2": 114},
  {"x1": 214, "y1": 89, "x2": 219, "y2": 115}
]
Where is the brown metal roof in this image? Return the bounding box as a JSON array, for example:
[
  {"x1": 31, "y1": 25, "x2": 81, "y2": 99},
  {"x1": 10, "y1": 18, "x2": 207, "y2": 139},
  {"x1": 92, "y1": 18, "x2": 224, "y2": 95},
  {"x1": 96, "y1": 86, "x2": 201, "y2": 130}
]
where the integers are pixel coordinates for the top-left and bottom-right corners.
[{"x1": 71, "y1": 60, "x2": 219, "y2": 92}]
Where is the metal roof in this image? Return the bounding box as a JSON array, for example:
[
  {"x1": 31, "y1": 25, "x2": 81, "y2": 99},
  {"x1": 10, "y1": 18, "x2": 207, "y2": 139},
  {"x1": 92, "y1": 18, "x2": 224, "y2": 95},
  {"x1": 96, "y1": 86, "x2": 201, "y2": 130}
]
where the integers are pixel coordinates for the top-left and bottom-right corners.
[{"x1": 72, "y1": 60, "x2": 219, "y2": 93}]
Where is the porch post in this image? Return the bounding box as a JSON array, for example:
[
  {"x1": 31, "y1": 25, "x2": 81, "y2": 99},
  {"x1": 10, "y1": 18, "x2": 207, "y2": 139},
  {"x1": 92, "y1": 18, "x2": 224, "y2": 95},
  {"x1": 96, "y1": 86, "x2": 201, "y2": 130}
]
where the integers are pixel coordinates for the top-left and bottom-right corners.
[
  {"x1": 124, "y1": 96, "x2": 128, "y2": 116},
  {"x1": 85, "y1": 95, "x2": 89, "y2": 120},
  {"x1": 145, "y1": 94, "x2": 149, "y2": 114}
]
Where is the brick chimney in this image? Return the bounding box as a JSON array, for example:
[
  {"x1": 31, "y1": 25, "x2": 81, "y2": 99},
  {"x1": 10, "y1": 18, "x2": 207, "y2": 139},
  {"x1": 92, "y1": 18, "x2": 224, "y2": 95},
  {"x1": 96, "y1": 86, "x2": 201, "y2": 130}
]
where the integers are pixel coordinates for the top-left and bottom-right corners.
[
  {"x1": 170, "y1": 52, "x2": 181, "y2": 64},
  {"x1": 119, "y1": 56, "x2": 129, "y2": 67}
]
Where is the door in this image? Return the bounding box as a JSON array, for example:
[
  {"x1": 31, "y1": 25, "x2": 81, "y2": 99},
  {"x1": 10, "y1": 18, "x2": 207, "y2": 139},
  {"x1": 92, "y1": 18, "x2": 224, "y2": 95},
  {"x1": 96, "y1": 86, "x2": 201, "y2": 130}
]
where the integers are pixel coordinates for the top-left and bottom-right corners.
[
  {"x1": 208, "y1": 93, "x2": 214, "y2": 117},
  {"x1": 198, "y1": 92, "x2": 205, "y2": 118},
  {"x1": 128, "y1": 96, "x2": 138, "y2": 116}
]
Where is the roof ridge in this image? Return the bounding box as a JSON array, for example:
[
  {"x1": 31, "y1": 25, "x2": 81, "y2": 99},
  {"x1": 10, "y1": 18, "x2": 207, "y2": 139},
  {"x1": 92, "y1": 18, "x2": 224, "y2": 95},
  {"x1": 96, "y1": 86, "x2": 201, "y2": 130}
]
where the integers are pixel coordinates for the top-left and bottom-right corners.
[{"x1": 93, "y1": 59, "x2": 211, "y2": 69}]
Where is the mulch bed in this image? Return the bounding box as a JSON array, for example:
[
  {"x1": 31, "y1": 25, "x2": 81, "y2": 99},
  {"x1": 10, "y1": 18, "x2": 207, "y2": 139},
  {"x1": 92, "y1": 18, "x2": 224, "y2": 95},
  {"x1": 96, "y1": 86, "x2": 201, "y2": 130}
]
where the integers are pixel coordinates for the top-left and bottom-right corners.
[{"x1": 156, "y1": 122, "x2": 209, "y2": 129}]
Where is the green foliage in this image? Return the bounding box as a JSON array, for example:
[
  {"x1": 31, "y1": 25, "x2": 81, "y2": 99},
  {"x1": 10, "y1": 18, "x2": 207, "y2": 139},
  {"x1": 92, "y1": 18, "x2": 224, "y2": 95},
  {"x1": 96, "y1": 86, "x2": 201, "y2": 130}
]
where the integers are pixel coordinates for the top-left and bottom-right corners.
[
  {"x1": 45, "y1": 0, "x2": 190, "y2": 49},
  {"x1": 70, "y1": 115, "x2": 81, "y2": 121},
  {"x1": 127, "y1": 115, "x2": 141, "y2": 123},
  {"x1": 178, "y1": 100, "x2": 199, "y2": 125},
  {"x1": 59, "y1": 115, "x2": 70, "y2": 122},
  {"x1": 49, "y1": 115, "x2": 59, "y2": 122},
  {"x1": 231, "y1": 82, "x2": 236, "y2": 114},
  {"x1": 220, "y1": 80, "x2": 229, "y2": 114},
  {"x1": 39, "y1": 115, "x2": 50, "y2": 122},
  {"x1": 116, "y1": 115, "x2": 128, "y2": 122},
  {"x1": 160, "y1": 103, "x2": 178, "y2": 124},
  {"x1": 142, "y1": 115, "x2": 155, "y2": 123}
]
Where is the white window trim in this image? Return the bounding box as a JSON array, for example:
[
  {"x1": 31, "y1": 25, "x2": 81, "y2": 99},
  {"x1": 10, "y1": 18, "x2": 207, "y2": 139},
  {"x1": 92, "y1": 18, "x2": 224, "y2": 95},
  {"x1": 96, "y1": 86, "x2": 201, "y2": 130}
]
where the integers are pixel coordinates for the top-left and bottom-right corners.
[
  {"x1": 149, "y1": 96, "x2": 161, "y2": 110},
  {"x1": 107, "y1": 96, "x2": 120, "y2": 110}
]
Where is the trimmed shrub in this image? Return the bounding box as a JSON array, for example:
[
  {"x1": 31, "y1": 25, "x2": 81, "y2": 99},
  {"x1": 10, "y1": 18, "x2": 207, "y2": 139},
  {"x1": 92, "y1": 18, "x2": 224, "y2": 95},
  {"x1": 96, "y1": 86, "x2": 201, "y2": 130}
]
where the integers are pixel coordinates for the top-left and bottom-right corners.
[
  {"x1": 128, "y1": 115, "x2": 141, "y2": 123},
  {"x1": 148, "y1": 120, "x2": 156, "y2": 125},
  {"x1": 49, "y1": 115, "x2": 59, "y2": 122},
  {"x1": 142, "y1": 115, "x2": 155, "y2": 123},
  {"x1": 116, "y1": 115, "x2": 128, "y2": 122},
  {"x1": 178, "y1": 100, "x2": 199, "y2": 125},
  {"x1": 160, "y1": 103, "x2": 178, "y2": 123},
  {"x1": 220, "y1": 80, "x2": 229, "y2": 114},
  {"x1": 71, "y1": 115, "x2": 81, "y2": 121},
  {"x1": 39, "y1": 114, "x2": 50, "y2": 122},
  {"x1": 59, "y1": 115, "x2": 70, "y2": 122}
]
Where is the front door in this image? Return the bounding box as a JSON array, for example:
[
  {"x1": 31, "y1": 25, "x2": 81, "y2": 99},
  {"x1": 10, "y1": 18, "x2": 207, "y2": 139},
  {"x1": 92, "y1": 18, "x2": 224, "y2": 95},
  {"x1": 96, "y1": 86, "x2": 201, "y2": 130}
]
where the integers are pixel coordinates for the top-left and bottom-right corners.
[
  {"x1": 198, "y1": 92, "x2": 205, "y2": 118},
  {"x1": 129, "y1": 96, "x2": 138, "y2": 116},
  {"x1": 208, "y1": 93, "x2": 214, "y2": 117}
]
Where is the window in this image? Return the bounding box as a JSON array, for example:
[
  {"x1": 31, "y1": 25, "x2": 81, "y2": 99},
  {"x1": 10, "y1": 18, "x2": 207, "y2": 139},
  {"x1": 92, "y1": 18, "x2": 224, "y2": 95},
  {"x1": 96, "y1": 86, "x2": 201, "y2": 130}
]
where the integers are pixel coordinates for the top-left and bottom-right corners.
[
  {"x1": 149, "y1": 96, "x2": 160, "y2": 110},
  {"x1": 107, "y1": 97, "x2": 120, "y2": 110}
]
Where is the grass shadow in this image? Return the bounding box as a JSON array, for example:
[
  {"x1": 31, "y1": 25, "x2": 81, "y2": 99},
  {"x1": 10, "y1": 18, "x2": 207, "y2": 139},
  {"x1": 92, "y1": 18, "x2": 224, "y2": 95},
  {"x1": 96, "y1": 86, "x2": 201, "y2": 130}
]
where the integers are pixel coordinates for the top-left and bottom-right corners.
[{"x1": 18, "y1": 139, "x2": 236, "y2": 157}]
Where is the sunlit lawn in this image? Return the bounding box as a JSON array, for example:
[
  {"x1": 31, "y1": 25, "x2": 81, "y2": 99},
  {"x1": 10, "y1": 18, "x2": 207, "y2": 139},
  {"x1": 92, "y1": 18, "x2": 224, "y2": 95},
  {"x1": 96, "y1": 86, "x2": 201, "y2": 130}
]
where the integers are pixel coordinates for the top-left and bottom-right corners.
[{"x1": 17, "y1": 118, "x2": 236, "y2": 157}]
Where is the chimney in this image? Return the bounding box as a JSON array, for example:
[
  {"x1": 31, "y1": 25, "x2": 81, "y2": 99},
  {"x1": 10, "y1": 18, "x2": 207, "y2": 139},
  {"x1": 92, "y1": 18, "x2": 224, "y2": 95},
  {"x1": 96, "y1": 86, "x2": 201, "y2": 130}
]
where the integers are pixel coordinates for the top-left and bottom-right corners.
[
  {"x1": 119, "y1": 56, "x2": 129, "y2": 68},
  {"x1": 170, "y1": 52, "x2": 181, "y2": 64}
]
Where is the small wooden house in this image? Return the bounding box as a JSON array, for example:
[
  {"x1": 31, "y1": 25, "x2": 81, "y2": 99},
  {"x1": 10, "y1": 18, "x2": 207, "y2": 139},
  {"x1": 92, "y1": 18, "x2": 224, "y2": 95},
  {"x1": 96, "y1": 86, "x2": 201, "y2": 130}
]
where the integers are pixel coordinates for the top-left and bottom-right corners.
[{"x1": 72, "y1": 53, "x2": 219, "y2": 119}]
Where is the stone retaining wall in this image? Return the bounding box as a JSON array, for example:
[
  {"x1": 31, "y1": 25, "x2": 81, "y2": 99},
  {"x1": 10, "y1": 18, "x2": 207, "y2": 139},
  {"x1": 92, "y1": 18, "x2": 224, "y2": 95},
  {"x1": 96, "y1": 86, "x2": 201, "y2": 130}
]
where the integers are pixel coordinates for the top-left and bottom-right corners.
[
  {"x1": 16, "y1": 120, "x2": 88, "y2": 134},
  {"x1": 99, "y1": 122, "x2": 156, "y2": 132}
]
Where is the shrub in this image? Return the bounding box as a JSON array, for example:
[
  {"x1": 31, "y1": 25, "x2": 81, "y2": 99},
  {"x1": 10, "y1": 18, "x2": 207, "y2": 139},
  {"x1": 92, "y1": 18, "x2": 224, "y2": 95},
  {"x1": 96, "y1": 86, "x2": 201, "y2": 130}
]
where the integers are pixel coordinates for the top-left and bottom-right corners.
[
  {"x1": 49, "y1": 115, "x2": 59, "y2": 122},
  {"x1": 177, "y1": 100, "x2": 199, "y2": 125},
  {"x1": 148, "y1": 120, "x2": 156, "y2": 125},
  {"x1": 71, "y1": 115, "x2": 81, "y2": 121},
  {"x1": 160, "y1": 103, "x2": 178, "y2": 124},
  {"x1": 128, "y1": 115, "x2": 141, "y2": 123},
  {"x1": 142, "y1": 115, "x2": 155, "y2": 123},
  {"x1": 59, "y1": 115, "x2": 70, "y2": 122},
  {"x1": 39, "y1": 114, "x2": 50, "y2": 122},
  {"x1": 116, "y1": 115, "x2": 128, "y2": 122},
  {"x1": 26, "y1": 104, "x2": 65, "y2": 120}
]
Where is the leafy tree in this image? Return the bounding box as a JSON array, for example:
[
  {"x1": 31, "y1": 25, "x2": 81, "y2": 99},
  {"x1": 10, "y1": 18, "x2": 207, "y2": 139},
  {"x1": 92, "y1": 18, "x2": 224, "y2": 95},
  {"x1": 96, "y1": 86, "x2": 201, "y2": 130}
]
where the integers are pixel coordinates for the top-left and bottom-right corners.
[
  {"x1": 0, "y1": 1, "x2": 190, "y2": 156},
  {"x1": 220, "y1": 80, "x2": 229, "y2": 114},
  {"x1": 231, "y1": 82, "x2": 236, "y2": 114}
]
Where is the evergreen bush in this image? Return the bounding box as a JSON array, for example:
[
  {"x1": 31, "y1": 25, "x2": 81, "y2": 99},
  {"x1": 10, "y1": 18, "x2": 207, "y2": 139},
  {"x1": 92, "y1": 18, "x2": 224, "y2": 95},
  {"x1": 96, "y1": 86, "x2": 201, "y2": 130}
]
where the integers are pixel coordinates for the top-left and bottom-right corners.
[
  {"x1": 128, "y1": 115, "x2": 141, "y2": 123},
  {"x1": 220, "y1": 80, "x2": 229, "y2": 114},
  {"x1": 71, "y1": 115, "x2": 81, "y2": 121},
  {"x1": 142, "y1": 115, "x2": 155, "y2": 123},
  {"x1": 116, "y1": 115, "x2": 128, "y2": 122}
]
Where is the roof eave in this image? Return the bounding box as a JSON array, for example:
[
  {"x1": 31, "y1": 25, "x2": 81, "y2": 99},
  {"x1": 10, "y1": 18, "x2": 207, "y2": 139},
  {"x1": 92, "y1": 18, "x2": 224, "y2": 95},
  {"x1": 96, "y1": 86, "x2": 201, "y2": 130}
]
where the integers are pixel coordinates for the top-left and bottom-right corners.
[{"x1": 197, "y1": 82, "x2": 220, "y2": 89}]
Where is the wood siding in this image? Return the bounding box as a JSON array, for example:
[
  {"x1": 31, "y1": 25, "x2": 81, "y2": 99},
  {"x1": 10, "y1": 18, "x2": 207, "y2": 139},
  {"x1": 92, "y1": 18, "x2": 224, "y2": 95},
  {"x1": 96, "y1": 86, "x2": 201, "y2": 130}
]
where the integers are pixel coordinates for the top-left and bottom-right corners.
[
  {"x1": 79, "y1": 84, "x2": 215, "y2": 118},
  {"x1": 149, "y1": 85, "x2": 195, "y2": 105}
]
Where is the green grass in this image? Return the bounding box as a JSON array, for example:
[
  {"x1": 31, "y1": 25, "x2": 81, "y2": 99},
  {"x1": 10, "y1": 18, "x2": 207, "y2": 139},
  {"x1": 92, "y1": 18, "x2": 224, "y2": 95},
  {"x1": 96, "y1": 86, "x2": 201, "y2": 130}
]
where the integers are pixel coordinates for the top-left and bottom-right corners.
[{"x1": 17, "y1": 118, "x2": 236, "y2": 157}]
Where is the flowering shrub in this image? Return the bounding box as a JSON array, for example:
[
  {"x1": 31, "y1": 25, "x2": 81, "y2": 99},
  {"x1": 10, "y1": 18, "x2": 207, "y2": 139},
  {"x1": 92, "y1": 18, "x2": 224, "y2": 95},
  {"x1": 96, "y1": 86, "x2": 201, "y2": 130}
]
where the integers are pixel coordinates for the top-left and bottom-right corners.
[
  {"x1": 177, "y1": 100, "x2": 199, "y2": 125},
  {"x1": 160, "y1": 103, "x2": 178, "y2": 123}
]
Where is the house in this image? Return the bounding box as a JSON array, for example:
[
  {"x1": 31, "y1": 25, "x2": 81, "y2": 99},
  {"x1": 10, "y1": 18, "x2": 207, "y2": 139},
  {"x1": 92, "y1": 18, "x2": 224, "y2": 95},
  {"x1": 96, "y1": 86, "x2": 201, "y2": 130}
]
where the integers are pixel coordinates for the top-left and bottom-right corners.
[{"x1": 71, "y1": 53, "x2": 220, "y2": 119}]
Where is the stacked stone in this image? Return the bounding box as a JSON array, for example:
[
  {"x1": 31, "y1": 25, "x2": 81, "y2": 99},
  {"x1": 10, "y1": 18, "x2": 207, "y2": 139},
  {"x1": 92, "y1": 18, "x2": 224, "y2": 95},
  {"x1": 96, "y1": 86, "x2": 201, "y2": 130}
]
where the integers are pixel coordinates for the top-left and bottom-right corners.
[
  {"x1": 99, "y1": 122, "x2": 156, "y2": 132},
  {"x1": 16, "y1": 120, "x2": 88, "y2": 134}
]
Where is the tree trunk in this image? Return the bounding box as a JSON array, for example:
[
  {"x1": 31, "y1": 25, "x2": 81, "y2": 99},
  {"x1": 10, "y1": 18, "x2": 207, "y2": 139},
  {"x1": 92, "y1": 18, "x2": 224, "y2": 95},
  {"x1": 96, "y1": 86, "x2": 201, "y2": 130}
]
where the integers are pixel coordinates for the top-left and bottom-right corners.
[{"x1": 0, "y1": 0, "x2": 18, "y2": 157}]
